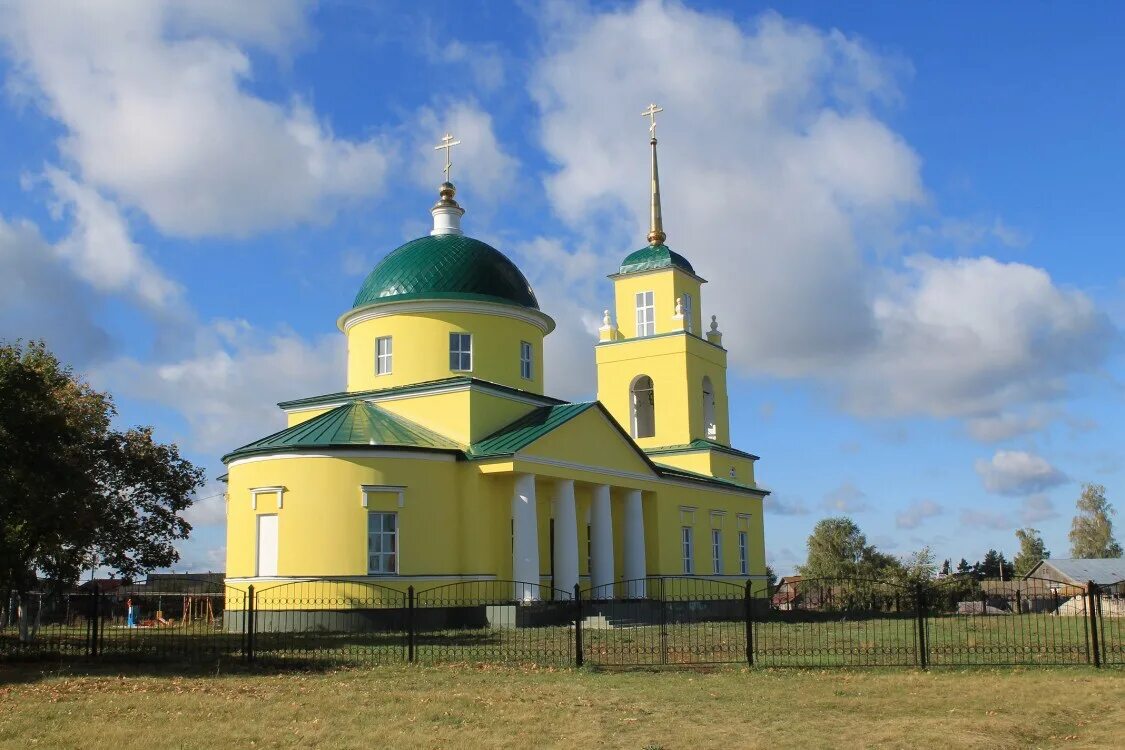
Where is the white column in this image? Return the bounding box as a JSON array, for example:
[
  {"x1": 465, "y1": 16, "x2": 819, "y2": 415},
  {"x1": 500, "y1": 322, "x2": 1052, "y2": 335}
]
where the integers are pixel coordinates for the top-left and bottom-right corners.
[
  {"x1": 551, "y1": 480, "x2": 579, "y2": 599},
  {"x1": 590, "y1": 484, "x2": 615, "y2": 597},
  {"x1": 622, "y1": 489, "x2": 646, "y2": 598},
  {"x1": 512, "y1": 473, "x2": 540, "y2": 601}
]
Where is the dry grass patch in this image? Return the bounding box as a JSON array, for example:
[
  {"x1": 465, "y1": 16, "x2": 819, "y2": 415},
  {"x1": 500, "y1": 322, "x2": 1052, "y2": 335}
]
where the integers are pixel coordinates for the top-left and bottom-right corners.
[{"x1": 0, "y1": 663, "x2": 1122, "y2": 749}]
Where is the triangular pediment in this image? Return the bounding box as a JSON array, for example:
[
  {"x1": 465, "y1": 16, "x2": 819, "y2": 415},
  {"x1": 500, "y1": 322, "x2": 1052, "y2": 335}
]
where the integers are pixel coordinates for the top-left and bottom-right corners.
[{"x1": 470, "y1": 402, "x2": 657, "y2": 476}]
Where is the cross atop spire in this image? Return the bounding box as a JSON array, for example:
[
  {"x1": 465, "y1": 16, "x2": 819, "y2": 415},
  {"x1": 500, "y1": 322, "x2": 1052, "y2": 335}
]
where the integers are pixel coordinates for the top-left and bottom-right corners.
[
  {"x1": 434, "y1": 133, "x2": 462, "y2": 183},
  {"x1": 642, "y1": 103, "x2": 663, "y2": 138},
  {"x1": 642, "y1": 104, "x2": 666, "y2": 245}
]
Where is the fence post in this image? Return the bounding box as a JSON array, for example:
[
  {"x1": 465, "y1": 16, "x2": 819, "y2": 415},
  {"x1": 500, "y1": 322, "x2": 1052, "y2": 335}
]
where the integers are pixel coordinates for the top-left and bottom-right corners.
[
  {"x1": 407, "y1": 585, "x2": 416, "y2": 663},
  {"x1": 744, "y1": 580, "x2": 754, "y2": 667},
  {"x1": 246, "y1": 584, "x2": 255, "y2": 664},
  {"x1": 573, "y1": 583, "x2": 583, "y2": 668},
  {"x1": 1087, "y1": 581, "x2": 1101, "y2": 668},
  {"x1": 659, "y1": 577, "x2": 668, "y2": 666},
  {"x1": 90, "y1": 587, "x2": 101, "y2": 658},
  {"x1": 914, "y1": 582, "x2": 928, "y2": 669}
]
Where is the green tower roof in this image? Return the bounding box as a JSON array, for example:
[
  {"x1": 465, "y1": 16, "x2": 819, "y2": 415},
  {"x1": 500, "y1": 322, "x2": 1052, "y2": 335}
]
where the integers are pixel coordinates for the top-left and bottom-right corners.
[
  {"x1": 618, "y1": 244, "x2": 695, "y2": 276},
  {"x1": 353, "y1": 234, "x2": 540, "y2": 310}
]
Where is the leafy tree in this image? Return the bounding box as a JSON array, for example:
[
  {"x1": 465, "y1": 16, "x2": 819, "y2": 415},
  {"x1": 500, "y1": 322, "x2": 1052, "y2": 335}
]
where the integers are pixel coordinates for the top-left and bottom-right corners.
[
  {"x1": 940, "y1": 558, "x2": 952, "y2": 576},
  {"x1": 797, "y1": 517, "x2": 904, "y2": 580},
  {"x1": 0, "y1": 341, "x2": 203, "y2": 639},
  {"x1": 956, "y1": 558, "x2": 972, "y2": 575},
  {"x1": 798, "y1": 517, "x2": 872, "y2": 580},
  {"x1": 1068, "y1": 483, "x2": 1123, "y2": 558},
  {"x1": 1013, "y1": 528, "x2": 1050, "y2": 576},
  {"x1": 976, "y1": 549, "x2": 1013, "y2": 580},
  {"x1": 903, "y1": 546, "x2": 938, "y2": 584},
  {"x1": 764, "y1": 564, "x2": 778, "y2": 591}
]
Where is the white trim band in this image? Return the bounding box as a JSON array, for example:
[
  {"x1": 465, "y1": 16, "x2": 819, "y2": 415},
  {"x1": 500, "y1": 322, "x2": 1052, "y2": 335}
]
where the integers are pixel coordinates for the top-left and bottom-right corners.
[{"x1": 339, "y1": 299, "x2": 556, "y2": 335}]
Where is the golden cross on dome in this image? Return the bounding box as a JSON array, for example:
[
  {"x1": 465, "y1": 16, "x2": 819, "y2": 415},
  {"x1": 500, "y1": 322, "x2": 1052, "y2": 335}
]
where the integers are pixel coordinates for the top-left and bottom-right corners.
[
  {"x1": 434, "y1": 133, "x2": 461, "y2": 182},
  {"x1": 642, "y1": 103, "x2": 663, "y2": 137}
]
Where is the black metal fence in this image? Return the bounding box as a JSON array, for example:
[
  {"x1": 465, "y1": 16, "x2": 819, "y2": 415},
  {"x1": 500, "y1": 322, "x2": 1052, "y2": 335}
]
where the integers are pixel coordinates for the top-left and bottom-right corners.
[{"x1": 3, "y1": 574, "x2": 1122, "y2": 670}]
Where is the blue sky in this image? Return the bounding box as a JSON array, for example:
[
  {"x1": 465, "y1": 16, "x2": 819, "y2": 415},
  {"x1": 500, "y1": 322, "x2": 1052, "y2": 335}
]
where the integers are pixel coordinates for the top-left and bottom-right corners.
[{"x1": 1, "y1": 1, "x2": 1122, "y2": 576}]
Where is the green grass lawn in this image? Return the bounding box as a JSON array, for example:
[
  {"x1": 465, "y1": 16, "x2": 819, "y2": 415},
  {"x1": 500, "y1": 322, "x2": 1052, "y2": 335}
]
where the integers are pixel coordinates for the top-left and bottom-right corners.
[{"x1": 1, "y1": 662, "x2": 1122, "y2": 749}]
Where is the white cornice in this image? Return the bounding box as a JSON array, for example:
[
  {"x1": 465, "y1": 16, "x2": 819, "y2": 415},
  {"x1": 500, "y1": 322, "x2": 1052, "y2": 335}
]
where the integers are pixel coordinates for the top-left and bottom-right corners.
[
  {"x1": 509, "y1": 455, "x2": 762, "y2": 497},
  {"x1": 227, "y1": 451, "x2": 457, "y2": 469},
  {"x1": 338, "y1": 299, "x2": 556, "y2": 335}
]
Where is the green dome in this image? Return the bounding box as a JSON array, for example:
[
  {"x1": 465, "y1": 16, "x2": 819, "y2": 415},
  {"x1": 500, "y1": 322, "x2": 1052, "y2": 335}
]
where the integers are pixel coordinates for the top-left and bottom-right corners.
[
  {"x1": 353, "y1": 234, "x2": 540, "y2": 310},
  {"x1": 619, "y1": 244, "x2": 695, "y2": 275}
]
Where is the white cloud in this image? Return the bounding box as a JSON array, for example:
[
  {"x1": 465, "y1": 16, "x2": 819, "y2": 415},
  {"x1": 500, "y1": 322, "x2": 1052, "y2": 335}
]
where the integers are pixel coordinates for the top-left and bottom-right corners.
[
  {"x1": 821, "y1": 481, "x2": 869, "y2": 513},
  {"x1": 46, "y1": 168, "x2": 184, "y2": 312},
  {"x1": 0, "y1": 0, "x2": 388, "y2": 237},
  {"x1": 910, "y1": 216, "x2": 1030, "y2": 252},
  {"x1": 1021, "y1": 493, "x2": 1058, "y2": 525},
  {"x1": 896, "y1": 499, "x2": 943, "y2": 529},
  {"x1": 529, "y1": 1, "x2": 1115, "y2": 424},
  {"x1": 0, "y1": 214, "x2": 115, "y2": 363},
  {"x1": 959, "y1": 509, "x2": 1012, "y2": 531},
  {"x1": 849, "y1": 255, "x2": 1111, "y2": 419},
  {"x1": 92, "y1": 321, "x2": 344, "y2": 454},
  {"x1": 183, "y1": 483, "x2": 228, "y2": 528},
  {"x1": 425, "y1": 39, "x2": 505, "y2": 92},
  {"x1": 974, "y1": 450, "x2": 1068, "y2": 496},
  {"x1": 764, "y1": 494, "x2": 811, "y2": 516},
  {"x1": 965, "y1": 410, "x2": 1052, "y2": 443}
]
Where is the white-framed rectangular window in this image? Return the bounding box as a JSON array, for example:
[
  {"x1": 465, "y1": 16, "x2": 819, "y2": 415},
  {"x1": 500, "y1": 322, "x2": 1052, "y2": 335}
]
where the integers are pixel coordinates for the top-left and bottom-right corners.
[
  {"x1": 682, "y1": 292, "x2": 693, "y2": 333},
  {"x1": 635, "y1": 291, "x2": 655, "y2": 337},
  {"x1": 738, "y1": 531, "x2": 748, "y2": 576},
  {"x1": 681, "y1": 526, "x2": 694, "y2": 574},
  {"x1": 256, "y1": 514, "x2": 278, "y2": 577},
  {"x1": 449, "y1": 332, "x2": 472, "y2": 371},
  {"x1": 376, "y1": 336, "x2": 393, "y2": 375},
  {"x1": 520, "y1": 340, "x2": 533, "y2": 380},
  {"x1": 368, "y1": 512, "x2": 398, "y2": 574},
  {"x1": 712, "y1": 529, "x2": 723, "y2": 574}
]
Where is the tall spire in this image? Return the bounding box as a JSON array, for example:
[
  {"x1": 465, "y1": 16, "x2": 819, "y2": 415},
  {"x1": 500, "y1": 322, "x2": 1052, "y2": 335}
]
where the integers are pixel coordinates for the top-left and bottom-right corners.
[
  {"x1": 642, "y1": 103, "x2": 666, "y2": 246},
  {"x1": 431, "y1": 133, "x2": 464, "y2": 235}
]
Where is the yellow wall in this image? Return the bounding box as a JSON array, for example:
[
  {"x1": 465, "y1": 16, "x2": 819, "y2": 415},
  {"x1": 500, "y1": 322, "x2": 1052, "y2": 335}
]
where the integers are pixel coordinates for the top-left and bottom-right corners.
[
  {"x1": 652, "y1": 452, "x2": 757, "y2": 486},
  {"x1": 226, "y1": 454, "x2": 465, "y2": 580},
  {"x1": 226, "y1": 450, "x2": 766, "y2": 592},
  {"x1": 596, "y1": 333, "x2": 730, "y2": 448},
  {"x1": 286, "y1": 406, "x2": 335, "y2": 428},
  {"x1": 611, "y1": 268, "x2": 703, "y2": 338},
  {"x1": 376, "y1": 390, "x2": 473, "y2": 445},
  {"x1": 345, "y1": 309, "x2": 545, "y2": 394}
]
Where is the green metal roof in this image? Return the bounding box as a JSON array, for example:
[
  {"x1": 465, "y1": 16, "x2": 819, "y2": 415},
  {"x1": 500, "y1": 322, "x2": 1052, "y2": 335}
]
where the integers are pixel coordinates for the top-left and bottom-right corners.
[
  {"x1": 223, "y1": 402, "x2": 461, "y2": 463},
  {"x1": 618, "y1": 244, "x2": 695, "y2": 276},
  {"x1": 276, "y1": 376, "x2": 566, "y2": 411},
  {"x1": 468, "y1": 402, "x2": 597, "y2": 458},
  {"x1": 645, "y1": 438, "x2": 760, "y2": 461},
  {"x1": 353, "y1": 234, "x2": 539, "y2": 310},
  {"x1": 654, "y1": 463, "x2": 767, "y2": 494}
]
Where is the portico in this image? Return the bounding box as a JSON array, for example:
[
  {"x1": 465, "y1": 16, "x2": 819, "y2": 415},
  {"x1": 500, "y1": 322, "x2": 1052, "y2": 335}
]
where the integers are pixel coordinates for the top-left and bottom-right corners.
[{"x1": 510, "y1": 473, "x2": 648, "y2": 601}]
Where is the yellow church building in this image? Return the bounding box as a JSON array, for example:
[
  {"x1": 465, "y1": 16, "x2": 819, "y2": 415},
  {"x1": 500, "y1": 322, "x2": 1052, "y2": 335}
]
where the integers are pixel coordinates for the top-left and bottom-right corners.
[{"x1": 221, "y1": 115, "x2": 768, "y2": 606}]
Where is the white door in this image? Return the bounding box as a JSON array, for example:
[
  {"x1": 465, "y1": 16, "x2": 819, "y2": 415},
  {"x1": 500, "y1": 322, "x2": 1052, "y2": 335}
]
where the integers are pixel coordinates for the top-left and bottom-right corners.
[{"x1": 256, "y1": 514, "x2": 278, "y2": 577}]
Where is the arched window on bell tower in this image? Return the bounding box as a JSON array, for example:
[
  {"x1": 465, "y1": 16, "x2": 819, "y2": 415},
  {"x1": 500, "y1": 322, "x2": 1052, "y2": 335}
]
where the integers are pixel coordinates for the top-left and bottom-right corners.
[
  {"x1": 631, "y1": 375, "x2": 656, "y2": 438},
  {"x1": 702, "y1": 376, "x2": 716, "y2": 440}
]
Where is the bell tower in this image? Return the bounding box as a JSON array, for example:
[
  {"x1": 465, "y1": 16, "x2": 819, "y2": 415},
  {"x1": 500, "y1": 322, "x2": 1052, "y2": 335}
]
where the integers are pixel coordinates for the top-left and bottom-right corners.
[{"x1": 594, "y1": 105, "x2": 755, "y2": 485}]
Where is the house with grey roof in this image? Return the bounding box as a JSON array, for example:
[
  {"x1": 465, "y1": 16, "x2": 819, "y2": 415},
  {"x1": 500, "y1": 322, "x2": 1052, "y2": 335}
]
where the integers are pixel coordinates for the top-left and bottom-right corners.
[{"x1": 1026, "y1": 558, "x2": 1125, "y2": 594}]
